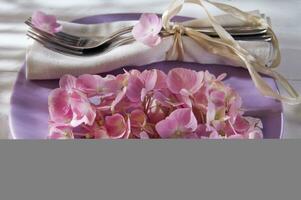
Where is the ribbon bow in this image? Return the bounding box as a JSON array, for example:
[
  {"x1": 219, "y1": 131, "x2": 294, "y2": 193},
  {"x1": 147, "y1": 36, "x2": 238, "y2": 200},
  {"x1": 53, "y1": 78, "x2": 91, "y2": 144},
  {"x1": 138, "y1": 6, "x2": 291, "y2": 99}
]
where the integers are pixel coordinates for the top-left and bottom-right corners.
[{"x1": 162, "y1": 0, "x2": 301, "y2": 104}]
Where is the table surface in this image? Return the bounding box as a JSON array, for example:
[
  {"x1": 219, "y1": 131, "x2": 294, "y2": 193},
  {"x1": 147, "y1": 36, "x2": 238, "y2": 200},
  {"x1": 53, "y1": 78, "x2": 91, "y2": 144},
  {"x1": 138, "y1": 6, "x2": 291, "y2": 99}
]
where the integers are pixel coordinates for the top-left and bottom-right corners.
[{"x1": 0, "y1": 0, "x2": 300, "y2": 139}]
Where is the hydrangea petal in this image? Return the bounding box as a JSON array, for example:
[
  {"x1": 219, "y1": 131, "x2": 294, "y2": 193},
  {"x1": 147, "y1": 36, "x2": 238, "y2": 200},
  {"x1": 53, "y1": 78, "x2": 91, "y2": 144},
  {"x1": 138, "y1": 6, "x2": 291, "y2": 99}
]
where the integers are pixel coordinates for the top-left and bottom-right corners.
[
  {"x1": 156, "y1": 108, "x2": 197, "y2": 138},
  {"x1": 140, "y1": 69, "x2": 157, "y2": 91},
  {"x1": 105, "y1": 114, "x2": 127, "y2": 138},
  {"x1": 233, "y1": 115, "x2": 250, "y2": 133},
  {"x1": 76, "y1": 74, "x2": 98, "y2": 95},
  {"x1": 48, "y1": 125, "x2": 74, "y2": 139},
  {"x1": 167, "y1": 68, "x2": 203, "y2": 95},
  {"x1": 130, "y1": 109, "x2": 147, "y2": 128},
  {"x1": 32, "y1": 11, "x2": 62, "y2": 34},
  {"x1": 247, "y1": 129, "x2": 263, "y2": 139},
  {"x1": 132, "y1": 13, "x2": 162, "y2": 47},
  {"x1": 210, "y1": 90, "x2": 225, "y2": 106},
  {"x1": 59, "y1": 74, "x2": 77, "y2": 91},
  {"x1": 126, "y1": 74, "x2": 144, "y2": 102},
  {"x1": 111, "y1": 87, "x2": 127, "y2": 112},
  {"x1": 48, "y1": 88, "x2": 72, "y2": 124},
  {"x1": 77, "y1": 74, "x2": 120, "y2": 97},
  {"x1": 70, "y1": 91, "x2": 96, "y2": 127},
  {"x1": 206, "y1": 101, "x2": 216, "y2": 124}
]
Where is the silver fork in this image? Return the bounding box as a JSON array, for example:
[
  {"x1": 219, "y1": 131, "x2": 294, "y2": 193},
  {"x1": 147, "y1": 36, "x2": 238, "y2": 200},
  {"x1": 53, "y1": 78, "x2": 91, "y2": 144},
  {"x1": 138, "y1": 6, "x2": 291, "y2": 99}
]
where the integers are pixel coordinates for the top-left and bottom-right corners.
[
  {"x1": 25, "y1": 17, "x2": 134, "y2": 50},
  {"x1": 27, "y1": 28, "x2": 135, "y2": 55}
]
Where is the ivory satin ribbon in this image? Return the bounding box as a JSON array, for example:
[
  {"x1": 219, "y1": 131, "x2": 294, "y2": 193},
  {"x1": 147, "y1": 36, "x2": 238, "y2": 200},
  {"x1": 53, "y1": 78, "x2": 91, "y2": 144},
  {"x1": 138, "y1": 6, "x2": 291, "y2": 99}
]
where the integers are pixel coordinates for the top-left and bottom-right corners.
[{"x1": 162, "y1": 0, "x2": 301, "y2": 104}]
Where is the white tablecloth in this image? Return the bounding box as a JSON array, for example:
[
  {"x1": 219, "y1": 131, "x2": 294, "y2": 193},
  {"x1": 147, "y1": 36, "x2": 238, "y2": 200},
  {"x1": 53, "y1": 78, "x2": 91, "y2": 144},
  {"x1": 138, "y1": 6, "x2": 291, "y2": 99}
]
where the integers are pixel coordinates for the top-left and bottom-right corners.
[{"x1": 1, "y1": 0, "x2": 301, "y2": 139}]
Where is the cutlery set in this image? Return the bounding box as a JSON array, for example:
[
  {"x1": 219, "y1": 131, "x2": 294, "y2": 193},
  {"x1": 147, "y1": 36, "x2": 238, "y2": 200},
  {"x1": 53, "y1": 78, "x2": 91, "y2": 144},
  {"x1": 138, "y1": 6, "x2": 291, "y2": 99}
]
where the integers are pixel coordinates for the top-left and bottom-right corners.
[{"x1": 25, "y1": 17, "x2": 272, "y2": 56}]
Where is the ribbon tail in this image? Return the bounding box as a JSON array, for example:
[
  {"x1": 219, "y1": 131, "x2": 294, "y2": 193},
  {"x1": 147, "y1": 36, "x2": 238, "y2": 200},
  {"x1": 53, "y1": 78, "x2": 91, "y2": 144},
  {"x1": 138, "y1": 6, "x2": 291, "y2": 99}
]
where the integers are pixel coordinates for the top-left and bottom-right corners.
[
  {"x1": 267, "y1": 28, "x2": 281, "y2": 68},
  {"x1": 273, "y1": 72, "x2": 299, "y2": 98},
  {"x1": 244, "y1": 60, "x2": 301, "y2": 105},
  {"x1": 255, "y1": 66, "x2": 299, "y2": 98}
]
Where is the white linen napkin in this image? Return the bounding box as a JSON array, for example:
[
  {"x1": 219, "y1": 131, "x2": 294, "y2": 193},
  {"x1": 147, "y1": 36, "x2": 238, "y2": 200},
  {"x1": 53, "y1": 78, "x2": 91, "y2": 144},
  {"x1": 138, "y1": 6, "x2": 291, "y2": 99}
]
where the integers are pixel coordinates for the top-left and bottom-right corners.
[{"x1": 26, "y1": 11, "x2": 272, "y2": 80}]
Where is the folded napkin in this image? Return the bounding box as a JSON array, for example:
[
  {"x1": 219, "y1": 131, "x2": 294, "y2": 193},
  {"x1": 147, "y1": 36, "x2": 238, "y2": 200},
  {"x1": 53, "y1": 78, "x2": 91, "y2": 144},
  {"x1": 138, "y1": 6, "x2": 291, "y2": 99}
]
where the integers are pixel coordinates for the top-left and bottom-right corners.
[{"x1": 26, "y1": 11, "x2": 272, "y2": 80}]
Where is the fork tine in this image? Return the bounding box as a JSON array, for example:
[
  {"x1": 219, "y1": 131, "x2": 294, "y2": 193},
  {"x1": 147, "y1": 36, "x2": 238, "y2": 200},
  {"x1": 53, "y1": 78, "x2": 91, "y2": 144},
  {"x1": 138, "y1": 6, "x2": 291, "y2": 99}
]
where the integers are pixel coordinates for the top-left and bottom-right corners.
[
  {"x1": 56, "y1": 24, "x2": 133, "y2": 44},
  {"x1": 27, "y1": 30, "x2": 84, "y2": 54},
  {"x1": 81, "y1": 36, "x2": 134, "y2": 55},
  {"x1": 102, "y1": 36, "x2": 135, "y2": 54},
  {"x1": 55, "y1": 32, "x2": 82, "y2": 42},
  {"x1": 27, "y1": 27, "x2": 84, "y2": 49},
  {"x1": 53, "y1": 24, "x2": 132, "y2": 44},
  {"x1": 54, "y1": 32, "x2": 83, "y2": 45},
  {"x1": 109, "y1": 36, "x2": 135, "y2": 48},
  {"x1": 27, "y1": 30, "x2": 80, "y2": 52},
  {"x1": 55, "y1": 23, "x2": 132, "y2": 43},
  {"x1": 27, "y1": 32, "x2": 83, "y2": 55}
]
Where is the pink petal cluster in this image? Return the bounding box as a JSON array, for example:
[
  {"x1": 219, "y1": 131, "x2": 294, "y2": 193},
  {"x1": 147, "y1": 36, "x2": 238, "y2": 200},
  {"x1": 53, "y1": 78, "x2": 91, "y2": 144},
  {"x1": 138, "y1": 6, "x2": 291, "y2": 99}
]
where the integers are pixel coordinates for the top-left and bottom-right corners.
[
  {"x1": 132, "y1": 13, "x2": 162, "y2": 47},
  {"x1": 48, "y1": 68, "x2": 263, "y2": 139},
  {"x1": 32, "y1": 11, "x2": 62, "y2": 35}
]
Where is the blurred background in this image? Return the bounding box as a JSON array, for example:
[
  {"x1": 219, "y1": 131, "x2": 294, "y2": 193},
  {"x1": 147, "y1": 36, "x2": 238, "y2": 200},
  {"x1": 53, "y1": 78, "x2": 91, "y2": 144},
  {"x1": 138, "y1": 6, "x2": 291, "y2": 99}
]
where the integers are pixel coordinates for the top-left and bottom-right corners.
[{"x1": 0, "y1": 0, "x2": 300, "y2": 138}]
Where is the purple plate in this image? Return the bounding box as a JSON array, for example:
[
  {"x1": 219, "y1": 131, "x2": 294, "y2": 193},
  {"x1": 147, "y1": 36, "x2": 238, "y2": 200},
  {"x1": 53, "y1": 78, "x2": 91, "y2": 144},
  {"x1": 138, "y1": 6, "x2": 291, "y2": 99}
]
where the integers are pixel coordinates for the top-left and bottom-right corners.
[{"x1": 9, "y1": 13, "x2": 283, "y2": 139}]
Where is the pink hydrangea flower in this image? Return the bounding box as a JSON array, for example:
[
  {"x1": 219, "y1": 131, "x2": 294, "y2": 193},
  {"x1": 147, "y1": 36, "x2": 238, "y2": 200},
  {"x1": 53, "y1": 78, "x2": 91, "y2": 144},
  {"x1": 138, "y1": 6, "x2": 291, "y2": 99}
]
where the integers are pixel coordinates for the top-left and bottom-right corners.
[
  {"x1": 132, "y1": 13, "x2": 162, "y2": 47},
  {"x1": 48, "y1": 125, "x2": 74, "y2": 139},
  {"x1": 48, "y1": 68, "x2": 263, "y2": 139},
  {"x1": 167, "y1": 68, "x2": 204, "y2": 95},
  {"x1": 49, "y1": 88, "x2": 73, "y2": 124},
  {"x1": 69, "y1": 91, "x2": 96, "y2": 127},
  {"x1": 31, "y1": 11, "x2": 62, "y2": 34},
  {"x1": 126, "y1": 69, "x2": 166, "y2": 102},
  {"x1": 76, "y1": 74, "x2": 121, "y2": 97},
  {"x1": 49, "y1": 74, "x2": 96, "y2": 128},
  {"x1": 155, "y1": 108, "x2": 198, "y2": 138}
]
